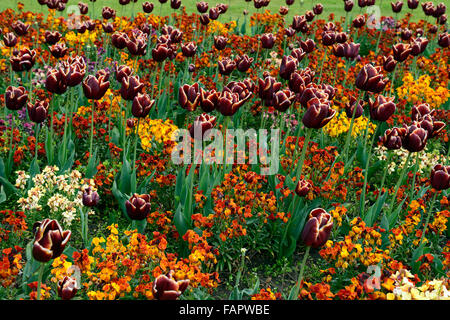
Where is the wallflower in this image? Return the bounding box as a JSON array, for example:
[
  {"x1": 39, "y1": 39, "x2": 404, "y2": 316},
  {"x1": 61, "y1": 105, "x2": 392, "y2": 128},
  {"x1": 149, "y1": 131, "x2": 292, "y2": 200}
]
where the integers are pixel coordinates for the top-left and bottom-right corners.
[{"x1": 324, "y1": 112, "x2": 376, "y2": 138}]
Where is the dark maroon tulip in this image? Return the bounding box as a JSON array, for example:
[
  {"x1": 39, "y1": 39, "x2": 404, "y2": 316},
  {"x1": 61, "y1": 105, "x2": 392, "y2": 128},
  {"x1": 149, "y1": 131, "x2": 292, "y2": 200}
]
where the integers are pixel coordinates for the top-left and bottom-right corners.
[
  {"x1": 235, "y1": 54, "x2": 254, "y2": 72},
  {"x1": 45, "y1": 68, "x2": 67, "y2": 94},
  {"x1": 284, "y1": 27, "x2": 296, "y2": 37},
  {"x1": 82, "y1": 187, "x2": 99, "y2": 207},
  {"x1": 82, "y1": 74, "x2": 110, "y2": 100},
  {"x1": 224, "y1": 79, "x2": 253, "y2": 102},
  {"x1": 335, "y1": 32, "x2": 348, "y2": 44},
  {"x1": 400, "y1": 28, "x2": 412, "y2": 41},
  {"x1": 179, "y1": 83, "x2": 201, "y2": 112},
  {"x1": 126, "y1": 194, "x2": 151, "y2": 220},
  {"x1": 321, "y1": 31, "x2": 336, "y2": 46},
  {"x1": 391, "y1": 1, "x2": 403, "y2": 13},
  {"x1": 102, "y1": 22, "x2": 114, "y2": 33},
  {"x1": 369, "y1": 95, "x2": 396, "y2": 122},
  {"x1": 339, "y1": 42, "x2": 360, "y2": 60},
  {"x1": 113, "y1": 65, "x2": 132, "y2": 85},
  {"x1": 12, "y1": 21, "x2": 29, "y2": 36},
  {"x1": 102, "y1": 6, "x2": 116, "y2": 19},
  {"x1": 32, "y1": 219, "x2": 71, "y2": 262},
  {"x1": 419, "y1": 115, "x2": 445, "y2": 139},
  {"x1": 50, "y1": 43, "x2": 68, "y2": 58},
  {"x1": 295, "y1": 179, "x2": 311, "y2": 197},
  {"x1": 76, "y1": 23, "x2": 87, "y2": 34},
  {"x1": 258, "y1": 74, "x2": 282, "y2": 105},
  {"x1": 437, "y1": 14, "x2": 447, "y2": 25},
  {"x1": 216, "y1": 91, "x2": 247, "y2": 116},
  {"x1": 213, "y1": 36, "x2": 228, "y2": 50},
  {"x1": 153, "y1": 270, "x2": 189, "y2": 300},
  {"x1": 10, "y1": 48, "x2": 36, "y2": 72},
  {"x1": 382, "y1": 55, "x2": 397, "y2": 73},
  {"x1": 434, "y1": 3, "x2": 446, "y2": 17},
  {"x1": 120, "y1": 75, "x2": 144, "y2": 101},
  {"x1": 217, "y1": 3, "x2": 228, "y2": 14},
  {"x1": 438, "y1": 32, "x2": 450, "y2": 48},
  {"x1": 170, "y1": 0, "x2": 181, "y2": 10},
  {"x1": 403, "y1": 124, "x2": 428, "y2": 152},
  {"x1": 84, "y1": 20, "x2": 96, "y2": 32},
  {"x1": 298, "y1": 84, "x2": 328, "y2": 107},
  {"x1": 119, "y1": 0, "x2": 131, "y2": 4},
  {"x1": 288, "y1": 69, "x2": 314, "y2": 93},
  {"x1": 302, "y1": 98, "x2": 336, "y2": 129},
  {"x1": 410, "y1": 37, "x2": 428, "y2": 56},
  {"x1": 422, "y1": 1, "x2": 435, "y2": 16},
  {"x1": 3, "y1": 32, "x2": 18, "y2": 47},
  {"x1": 392, "y1": 43, "x2": 411, "y2": 62},
  {"x1": 279, "y1": 6, "x2": 289, "y2": 15},
  {"x1": 44, "y1": 31, "x2": 61, "y2": 45},
  {"x1": 430, "y1": 165, "x2": 450, "y2": 190},
  {"x1": 209, "y1": 7, "x2": 220, "y2": 20},
  {"x1": 344, "y1": 0, "x2": 354, "y2": 12},
  {"x1": 286, "y1": 0, "x2": 294, "y2": 5},
  {"x1": 218, "y1": 58, "x2": 236, "y2": 76},
  {"x1": 111, "y1": 32, "x2": 129, "y2": 49},
  {"x1": 5, "y1": 86, "x2": 28, "y2": 111},
  {"x1": 143, "y1": 1, "x2": 154, "y2": 13},
  {"x1": 126, "y1": 30, "x2": 148, "y2": 56},
  {"x1": 196, "y1": 1, "x2": 208, "y2": 13},
  {"x1": 78, "y1": 2, "x2": 88, "y2": 14},
  {"x1": 353, "y1": 15, "x2": 366, "y2": 28},
  {"x1": 300, "y1": 39, "x2": 316, "y2": 53},
  {"x1": 411, "y1": 103, "x2": 431, "y2": 121},
  {"x1": 46, "y1": 0, "x2": 59, "y2": 9},
  {"x1": 407, "y1": 0, "x2": 418, "y2": 9},
  {"x1": 152, "y1": 43, "x2": 171, "y2": 62},
  {"x1": 292, "y1": 15, "x2": 308, "y2": 33},
  {"x1": 132, "y1": 93, "x2": 154, "y2": 118},
  {"x1": 358, "y1": 0, "x2": 368, "y2": 7},
  {"x1": 305, "y1": 10, "x2": 315, "y2": 22},
  {"x1": 159, "y1": 0, "x2": 168, "y2": 3},
  {"x1": 199, "y1": 13, "x2": 210, "y2": 25},
  {"x1": 319, "y1": 84, "x2": 336, "y2": 100},
  {"x1": 260, "y1": 33, "x2": 275, "y2": 49},
  {"x1": 38, "y1": 0, "x2": 47, "y2": 5},
  {"x1": 290, "y1": 48, "x2": 306, "y2": 62},
  {"x1": 189, "y1": 113, "x2": 217, "y2": 140},
  {"x1": 380, "y1": 127, "x2": 406, "y2": 150},
  {"x1": 345, "y1": 95, "x2": 364, "y2": 119},
  {"x1": 200, "y1": 89, "x2": 219, "y2": 112},
  {"x1": 57, "y1": 2, "x2": 66, "y2": 12},
  {"x1": 301, "y1": 208, "x2": 333, "y2": 248},
  {"x1": 313, "y1": 3, "x2": 323, "y2": 15},
  {"x1": 58, "y1": 276, "x2": 77, "y2": 300},
  {"x1": 279, "y1": 55, "x2": 298, "y2": 80},
  {"x1": 178, "y1": 41, "x2": 196, "y2": 58},
  {"x1": 273, "y1": 89, "x2": 295, "y2": 112},
  {"x1": 355, "y1": 64, "x2": 388, "y2": 93},
  {"x1": 63, "y1": 56, "x2": 86, "y2": 87}
]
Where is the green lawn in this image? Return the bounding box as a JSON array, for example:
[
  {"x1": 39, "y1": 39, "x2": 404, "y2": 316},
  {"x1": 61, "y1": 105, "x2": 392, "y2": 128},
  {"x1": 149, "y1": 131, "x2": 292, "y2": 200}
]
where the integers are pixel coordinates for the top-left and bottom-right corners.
[{"x1": 2, "y1": 0, "x2": 426, "y2": 22}]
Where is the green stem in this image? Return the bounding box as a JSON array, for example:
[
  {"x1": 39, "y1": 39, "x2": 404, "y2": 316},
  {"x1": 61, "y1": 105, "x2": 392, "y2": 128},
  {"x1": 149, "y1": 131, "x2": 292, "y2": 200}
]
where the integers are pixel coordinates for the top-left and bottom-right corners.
[
  {"x1": 342, "y1": 91, "x2": 362, "y2": 163},
  {"x1": 132, "y1": 118, "x2": 141, "y2": 172},
  {"x1": 419, "y1": 192, "x2": 438, "y2": 245},
  {"x1": 88, "y1": 100, "x2": 95, "y2": 161},
  {"x1": 360, "y1": 122, "x2": 379, "y2": 215},
  {"x1": 291, "y1": 246, "x2": 310, "y2": 300},
  {"x1": 295, "y1": 129, "x2": 312, "y2": 180},
  {"x1": 34, "y1": 123, "x2": 40, "y2": 162},
  {"x1": 386, "y1": 152, "x2": 412, "y2": 218},
  {"x1": 409, "y1": 152, "x2": 421, "y2": 202},
  {"x1": 317, "y1": 48, "x2": 328, "y2": 84},
  {"x1": 36, "y1": 263, "x2": 45, "y2": 300}
]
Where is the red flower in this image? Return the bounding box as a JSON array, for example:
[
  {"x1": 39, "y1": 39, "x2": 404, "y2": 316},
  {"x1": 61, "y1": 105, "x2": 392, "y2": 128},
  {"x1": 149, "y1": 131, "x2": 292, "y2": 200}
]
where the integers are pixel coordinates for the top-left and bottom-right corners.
[{"x1": 301, "y1": 208, "x2": 333, "y2": 248}]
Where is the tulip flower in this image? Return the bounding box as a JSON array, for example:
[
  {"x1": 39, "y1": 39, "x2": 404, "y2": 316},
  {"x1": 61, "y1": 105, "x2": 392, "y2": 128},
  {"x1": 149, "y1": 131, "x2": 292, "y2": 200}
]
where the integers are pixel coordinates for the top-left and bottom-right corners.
[
  {"x1": 213, "y1": 36, "x2": 228, "y2": 51},
  {"x1": 111, "y1": 32, "x2": 129, "y2": 49},
  {"x1": 273, "y1": 89, "x2": 295, "y2": 112},
  {"x1": 407, "y1": 0, "x2": 418, "y2": 9},
  {"x1": 344, "y1": 0, "x2": 354, "y2": 11},
  {"x1": 430, "y1": 165, "x2": 450, "y2": 191},
  {"x1": 335, "y1": 32, "x2": 348, "y2": 43},
  {"x1": 380, "y1": 127, "x2": 406, "y2": 150},
  {"x1": 196, "y1": 1, "x2": 208, "y2": 13},
  {"x1": 279, "y1": 55, "x2": 298, "y2": 80},
  {"x1": 120, "y1": 75, "x2": 144, "y2": 101},
  {"x1": 321, "y1": 31, "x2": 336, "y2": 46},
  {"x1": 199, "y1": 14, "x2": 210, "y2": 25},
  {"x1": 179, "y1": 83, "x2": 201, "y2": 112},
  {"x1": 279, "y1": 6, "x2": 289, "y2": 15},
  {"x1": 292, "y1": 15, "x2": 308, "y2": 33},
  {"x1": 102, "y1": 23, "x2": 115, "y2": 33},
  {"x1": 126, "y1": 194, "x2": 151, "y2": 220},
  {"x1": 3, "y1": 32, "x2": 18, "y2": 47},
  {"x1": 355, "y1": 64, "x2": 388, "y2": 93},
  {"x1": 44, "y1": 31, "x2": 61, "y2": 45},
  {"x1": 181, "y1": 42, "x2": 197, "y2": 57},
  {"x1": 295, "y1": 179, "x2": 311, "y2": 197},
  {"x1": 382, "y1": 55, "x2": 397, "y2": 72},
  {"x1": 369, "y1": 95, "x2": 396, "y2": 122},
  {"x1": 300, "y1": 39, "x2": 316, "y2": 53},
  {"x1": 419, "y1": 115, "x2": 445, "y2": 139},
  {"x1": 297, "y1": 84, "x2": 328, "y2": 108},
  {"x1": 27, "y1": 100, "x2": 49, "y2": 123},
  {"x1": 305, "y1": 10, "x2": 315, "y2": 21},
  {"x1": 400, "y1": 28, "x2": 412, "y2": 41},
  {"x1": 153, "y1": 270, "x2": 189, "y2": 300},
  {"x1": 410, "y1": 37, "x2": 429, "y2": 56},
  {"x1": 170, "y1": 0, "x2": 181, "y2": 10},
  {"x1": 403, "y1": 124, "x2": 428, "y2": 152},
  {"x1": 224, "y1": 80, "x2": 253, "y2": 102},
  {"x1": 438, "y1": 32, "x2": 449, "y2": 48},
  {"x1": 102, "y1": 6, "x2": 116, "y2": 19},
  {"x1": 78, "y1": 2, "x2": 88, "y2": 14},
  {"x1": 209, "y1": 7, "x2": 220, "y2": 20},
  {"x1": 189, "y1": 113, "x2": 217, "y2": 140},
  {"x1": 258, "y1": 74, "x2": 282, "y2": 105},
  {"x1": 199, "y1": 89, "x2": 219, "y2": 112},
  {"x1": 32, "y1": 219, "x2": 71, "y2": 262},
  {"x1": 152, "y1": 43, "x2": 171, "y2": 62},
  {"x1": 82, "y1": 187, "x2": 100, "y2": 207},
  {"x1": 143, "y1": 1, "x2": 154, "y2": 13},
  {"x1": 58, "y1": 276, "x2": 78, "y2": 300},
  {"x1": 132, "y1": 93, "x2": 154, "y2": 118},
  {"x1": 82, "y1": 74, "x2": 110, "y2": 100},
  {"x1": 45, "y1": 68, "x2": 68, "y2": 94},
  {"x1": 235, "y1": 54, "x2": 254, "y2": 72},
  {"x1": 10, "y1": 48, "x2": 36, "y2": 72},
  {"x1": 393, "y1": 43, "x2": 412, "y2": 62},
  {"x1": 5, "y1": 86, "x2": 28, "y2": 111},
  {"x1": 352, "y1": 15, "x2": 366, "y2": 28},
  {"x1": 218, "y1": 58, "x2": 236, "y2": 75},
  {"x1": 345, "y1": 95, "x2": 364, "y2": 119},
  {"x1": 301, "y1": 208, "x2": 333, "y2": 248},
  {"x1": 313, "y1": 3, "x2": 324, "y2": 15},
  {"x1": 49, "y1": 43, "x2": 68, "y2": 58},
  {"x1": 216, "y1": 90, "x2": 249, "y2": 116},
  {"x1": 411, "y1": 103, "x2": 431, "y2": 121},
  {"x1": 12, "y1": 20, "x2": 29, "y2": 36},
  {"x1": 260, "y1": 33, "x2": 275, "y2": 49},
  {"x1": 302, "y1": 98, "x2": 336, "y2": 129},
  {"x1": 391, "y1": 1, "x2": 403, "y2": 13}
]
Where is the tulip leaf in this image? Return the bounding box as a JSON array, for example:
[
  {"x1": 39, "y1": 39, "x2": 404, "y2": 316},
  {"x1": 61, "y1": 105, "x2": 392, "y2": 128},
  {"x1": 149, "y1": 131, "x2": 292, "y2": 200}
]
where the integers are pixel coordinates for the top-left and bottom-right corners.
[
  {"x1": 387, "y1": 197, "x2": 407, "y2": 229},
  {"x1": 363, "y1": 192, "x2": 388, "y2": 227},
  {"x1": 174, "y1": 203, "x2": 189, "y2": 238},
  {"x1": 85, "y1": 147, "x2": 99, "y2": 178}
]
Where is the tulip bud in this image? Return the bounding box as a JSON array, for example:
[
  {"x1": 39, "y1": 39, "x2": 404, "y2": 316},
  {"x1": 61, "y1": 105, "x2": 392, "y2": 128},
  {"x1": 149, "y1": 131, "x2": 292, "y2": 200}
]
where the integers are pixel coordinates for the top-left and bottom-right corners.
[
  {"x1": 45, "y1": 68, "x2": 68, "y2": 94},
  {"x1": 44, "y1": 31, "x2": 62, "y2": 45},
  {"x1": 355, "y1": 64, "x2": 388, "y2": 93},
  {"x1": 132, "y1": 93, "x2": 154, "y2": 118},
  {"x1": 12, "y1": 20, "x2": 29, "y2": 36},
  {"x1": 170, "y1": 0, "x2": 181, "y2": 10},
  {"x1": 82, "y1": 187, "x2": 100, "y2": 207},
  {"x1": 143, "y1": 1, "x2": 154, "y2": 13},
  {"x1": 10, "y1": 48, "x2": 36, "y2": 72},
  {"x1": 302, "y1": 98, "x2": 336, "y2": 129},
  {"x1": 218, "y1": 58, "x2": 236, "y2": 75},
  {"x1": 120, "y1": 75, "x2": 144, "y2": 101},
  {"x1": 3, "y1": 32, "x2": 18, "y2": 47},
  {"x1": 345, "y1": 95, "x2": 364, "y2": 119},
  {"x1": 301, "y1": 208, "x2": 333, "y2": 248},
  {"x1": 260, "y1": 33, "x2": 275, "y2": 49},
  {"x1": 82, "y1": 74, "x2": 110, "y2": 100},
  {"x1": 295, "y1": 179, "x2": 311, "y2": 197},
  {"x1": 126, "y1": 194, "x2": 151, "y2": 220},
  {"x1": 279, "y1": 55, "x2": 298, "y2": 80},
  {"x1": 438, "y1": 32, "x2": 450, "y2": 48},
  {"x1": 32, "y1": 219, "x2": 71, "y2": 262},
  {"x1": 179, "y1": 83, "x2": 201, "y2": 112},
  {"x1": 27, "y1": 100, "x2": 49, "y2": 123},
  {"x1": 391, "y1": 1, "x2": 403, "y2": 13},
  {"x1": 382, "y1": 55, "x2": 397, "y2": 72},
  {"x1": 430, "y1": 164, "x2": 450, "y2": 190},
  {"x1": 345, "y1": 0, "x2": 354, "y2": 12},
  {"x1": 5, "y1": 86, "x2": 28, "y2": 111},
  {"x1": 57, "y1": 276, "x2": 77, "y2": 300},
  {"x1": 153, "y1": 270, "x2": 189, "y2": 300},
  {"x1": 181, "y1": 42, "x2": 197, "y2": 57},
  {"x1": 403, "y1": 124, "x2": 428, "y2": 152},
  {"x1": 196, "y1": 1, "x2": 208, "y2": 13},
  {"x1": 369, "y1": 95, "x2": 396, "y2": 122}
]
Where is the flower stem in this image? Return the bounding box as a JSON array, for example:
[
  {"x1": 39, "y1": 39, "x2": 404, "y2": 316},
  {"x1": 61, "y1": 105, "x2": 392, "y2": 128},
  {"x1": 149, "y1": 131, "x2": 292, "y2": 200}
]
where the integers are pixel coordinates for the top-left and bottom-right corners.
[
  {"x1": 342, "y1": 91, "x2": 362, "y2": 163},
  {"x1": 360, "y1": 121, "x2": 378, "y2": 215},
  {"x1": 291, "y1": 246, "x2": 310, "y2": 300},
  {"x1": 386, "y1": 152, "x2": 412, "y2": 219},
  {"x1": 89, "y1": 100, "x2": 95, "y2": 162},
  {"x1": 295, "y1": 128, "x2": 312, "y2": 180},
  {"x1": 36, "y1": 263, "x2": 45, "y2": 300},
  {"x1": 419, "y1": 192, "x2": 438, "y2": 245}
]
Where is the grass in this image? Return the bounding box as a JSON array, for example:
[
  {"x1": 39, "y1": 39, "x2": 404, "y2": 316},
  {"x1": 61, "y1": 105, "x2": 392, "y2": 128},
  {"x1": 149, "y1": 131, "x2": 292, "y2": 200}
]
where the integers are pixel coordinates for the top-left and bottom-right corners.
[{"x1": 1, "y1": 0, "x2": 427, "y2": 22}]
